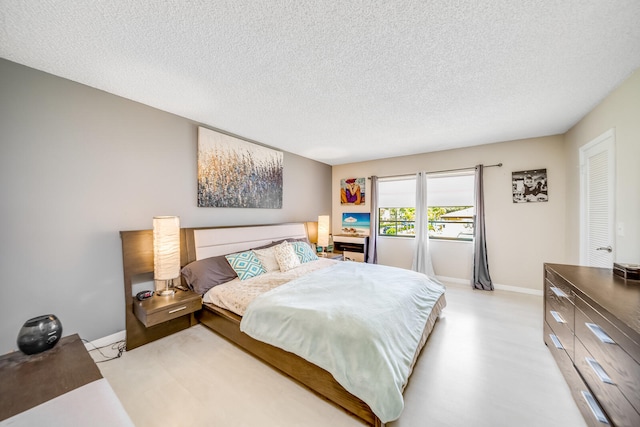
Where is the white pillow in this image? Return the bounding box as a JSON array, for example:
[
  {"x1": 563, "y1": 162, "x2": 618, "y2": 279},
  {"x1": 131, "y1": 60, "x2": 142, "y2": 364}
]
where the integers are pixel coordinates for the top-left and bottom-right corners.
[
  {"x1": 273, "y1": 241, "x2": 301, "y2": 272},
  {"x1": 252, "y1": 246, "x2": 280, "y2": 272}
]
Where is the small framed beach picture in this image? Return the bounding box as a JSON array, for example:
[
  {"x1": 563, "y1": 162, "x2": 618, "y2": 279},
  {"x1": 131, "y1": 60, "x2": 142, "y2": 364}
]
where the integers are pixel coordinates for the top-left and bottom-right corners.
[
  {"x1": 340, "y1": 177, "x2": 365, "y2": 205},
  {"x1": 512, "y1": 169, "x2": 548, "y2": 203},
  {"x1": 341, "y1": 212, "x2": 370, "y2": 236}
]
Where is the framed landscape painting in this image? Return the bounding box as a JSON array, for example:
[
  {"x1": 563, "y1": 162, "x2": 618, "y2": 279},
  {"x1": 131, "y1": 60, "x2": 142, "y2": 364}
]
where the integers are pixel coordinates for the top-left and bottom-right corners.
[{"x1": 198, "y1": 127, "x2": 283, "y2": 208}]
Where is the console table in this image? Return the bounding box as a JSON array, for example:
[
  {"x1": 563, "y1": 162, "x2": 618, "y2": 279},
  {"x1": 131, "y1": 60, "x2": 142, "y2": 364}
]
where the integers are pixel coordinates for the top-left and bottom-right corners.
[
  {"x1": 333, "y1": 235, "x2": 368, "y2": 262},
  {"x1": 544, "y1": 263, "x2": 640, "y2": 427}
]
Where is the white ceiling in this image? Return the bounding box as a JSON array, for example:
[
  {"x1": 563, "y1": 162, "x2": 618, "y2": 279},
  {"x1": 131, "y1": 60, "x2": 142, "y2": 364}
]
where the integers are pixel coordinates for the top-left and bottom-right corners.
[{"x1": 2, "y1": 1, "x2": 640, "y2": 165}]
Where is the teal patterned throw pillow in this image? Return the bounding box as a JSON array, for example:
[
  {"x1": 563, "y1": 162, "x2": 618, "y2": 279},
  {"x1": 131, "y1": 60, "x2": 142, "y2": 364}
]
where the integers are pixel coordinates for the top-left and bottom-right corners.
[
  {"x1": 225, "y1": 251, "x2": 266, "y2": 280},
  {"x1": 291, "y1": 241, "x2": 319, "y2": 263}
]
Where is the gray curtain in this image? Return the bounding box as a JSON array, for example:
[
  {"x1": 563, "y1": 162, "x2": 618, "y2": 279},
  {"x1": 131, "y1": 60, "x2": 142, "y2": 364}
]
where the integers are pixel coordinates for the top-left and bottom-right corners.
[
  {"x1": 367, "y1": 176, "x2": 378, "y2": 263},
  {"x1": 472, "y1": 164, "x2": 493, "y2": 290}
]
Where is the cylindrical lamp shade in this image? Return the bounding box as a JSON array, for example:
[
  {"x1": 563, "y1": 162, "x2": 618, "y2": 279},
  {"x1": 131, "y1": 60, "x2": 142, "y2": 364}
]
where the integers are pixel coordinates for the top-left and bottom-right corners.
[
  {"x1": 153, "y1": 216, "x2": 181, "y2": 280},
  {"x1": 317, "y1": 215, "x2": 330, "y2": 248},
  {"x1": 306, "y1": 221, "x2": 318, "y2": 244}
]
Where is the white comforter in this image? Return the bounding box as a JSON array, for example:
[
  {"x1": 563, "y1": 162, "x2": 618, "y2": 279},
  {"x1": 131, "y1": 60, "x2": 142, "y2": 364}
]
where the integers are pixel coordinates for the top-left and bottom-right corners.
[{"x1": 239, "y1": 261, "x2": 446, "y2": 423}]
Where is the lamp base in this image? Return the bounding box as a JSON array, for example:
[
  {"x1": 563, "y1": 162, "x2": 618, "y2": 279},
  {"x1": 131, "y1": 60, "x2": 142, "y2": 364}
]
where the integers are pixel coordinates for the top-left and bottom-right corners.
[{"x1": 156, "y1": 278, "x2": 176, "y2": 297}]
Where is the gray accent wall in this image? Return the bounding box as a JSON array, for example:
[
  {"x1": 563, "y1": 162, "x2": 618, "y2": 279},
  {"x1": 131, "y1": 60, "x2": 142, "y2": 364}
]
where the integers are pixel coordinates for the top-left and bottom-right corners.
[{"x1": 0, "y1": 59, "x2": 331, "y2": 354}]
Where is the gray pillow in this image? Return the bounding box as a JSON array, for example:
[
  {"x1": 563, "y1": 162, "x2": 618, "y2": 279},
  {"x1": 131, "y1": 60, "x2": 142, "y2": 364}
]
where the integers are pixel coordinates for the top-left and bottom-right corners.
[
  {"x1": 272, "y1": 237, "x2": 311, "y2": 246},
  {"x1": 181, "y1": 255, "x2": 237, "y2": 295}
]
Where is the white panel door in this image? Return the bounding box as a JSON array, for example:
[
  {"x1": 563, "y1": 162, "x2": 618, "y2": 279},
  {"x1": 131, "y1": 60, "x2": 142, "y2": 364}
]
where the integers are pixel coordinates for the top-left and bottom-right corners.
[{"x1": 580, "y1": 129, "x2": 615, "y2": 267}]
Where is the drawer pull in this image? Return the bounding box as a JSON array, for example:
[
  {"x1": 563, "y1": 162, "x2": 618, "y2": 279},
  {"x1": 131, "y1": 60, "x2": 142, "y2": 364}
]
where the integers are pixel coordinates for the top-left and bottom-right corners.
[
  {"x1": 549, "y1": 334, "x2": 563, "y2": 350},
  {"x1": 550, "y1": 286, "x2": 568, "y2": 298},
  {"x1": 581, "y1": 391, "x2": 610, "y2": 424},
  {"x1": 168, "y1": 306, "x2": 187, "y2": 314},
  {"x1": 550, "y1": 310, "x2": 565, "y2": 324},
  {"x1": 586, "y1": 357, "x2": 614, "y2": 385},
  {"x1": 585, "y1": 323, "x2": 616, "y2": 345}
]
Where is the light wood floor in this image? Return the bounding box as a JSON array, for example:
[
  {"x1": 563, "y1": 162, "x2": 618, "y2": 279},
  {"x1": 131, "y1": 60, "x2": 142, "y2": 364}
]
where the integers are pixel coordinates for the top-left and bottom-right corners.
[{"x1": 96, "y1": 281, "x2": 587, "y2": 426}]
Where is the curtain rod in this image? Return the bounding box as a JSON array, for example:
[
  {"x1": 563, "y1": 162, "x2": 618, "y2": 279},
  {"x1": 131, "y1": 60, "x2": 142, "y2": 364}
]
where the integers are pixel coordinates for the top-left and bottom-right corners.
[{"x1": 368, "y1": 163, "x2": 502, "y2": 180}]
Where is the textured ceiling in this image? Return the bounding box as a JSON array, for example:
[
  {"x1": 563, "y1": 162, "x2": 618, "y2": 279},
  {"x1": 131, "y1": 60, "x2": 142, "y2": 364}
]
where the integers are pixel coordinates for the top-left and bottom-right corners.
[{"x1": 2, "y1": 1, "x2": 640, "y2": 165}]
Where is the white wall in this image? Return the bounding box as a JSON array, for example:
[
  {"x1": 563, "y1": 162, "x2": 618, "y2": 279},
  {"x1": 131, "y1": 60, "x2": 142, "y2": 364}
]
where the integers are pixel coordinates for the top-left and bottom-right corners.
[
  {"x1": 564, "y1": 68, "x2": 640, "y2": 265},
  {"x1": 375, "y1": 237, "x2": 473, "y2": 280},
  {"x1": 332, "y1": 135, "x2": 567, "y2": 292},
  {"x1": 0, "y1": 59, "x2": 332, "y2": 354},
  {"x1": 332, "y1": 67, "x2": 640, "y2": 286}
]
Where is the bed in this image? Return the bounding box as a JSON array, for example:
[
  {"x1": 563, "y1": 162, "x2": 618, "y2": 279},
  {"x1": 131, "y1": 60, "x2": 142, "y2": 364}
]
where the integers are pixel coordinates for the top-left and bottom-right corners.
[{"x1": 121, "y1": 223, "x2": 446, "y2": 427}]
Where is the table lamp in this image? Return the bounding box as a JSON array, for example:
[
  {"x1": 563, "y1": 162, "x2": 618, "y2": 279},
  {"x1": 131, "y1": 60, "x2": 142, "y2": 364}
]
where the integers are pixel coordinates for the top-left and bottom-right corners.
[
  {"x1": 153, "y1": 216, "x2": 180, "y2": 296},
  {"x1": 317, "y1": 215, "x2": 330, "y2": 256}
]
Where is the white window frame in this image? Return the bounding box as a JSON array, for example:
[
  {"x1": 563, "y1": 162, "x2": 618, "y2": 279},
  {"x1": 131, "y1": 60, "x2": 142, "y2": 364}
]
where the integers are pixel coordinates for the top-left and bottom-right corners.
[{"x1": 376, "y1": 172, "x2": 475, "y2": 241}]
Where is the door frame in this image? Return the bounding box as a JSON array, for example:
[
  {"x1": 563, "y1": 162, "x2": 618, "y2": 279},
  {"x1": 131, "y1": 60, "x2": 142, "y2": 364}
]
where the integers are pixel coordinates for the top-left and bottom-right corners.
[{"x1": 579, "y1": 128, "x2": 616, "y2": 266}]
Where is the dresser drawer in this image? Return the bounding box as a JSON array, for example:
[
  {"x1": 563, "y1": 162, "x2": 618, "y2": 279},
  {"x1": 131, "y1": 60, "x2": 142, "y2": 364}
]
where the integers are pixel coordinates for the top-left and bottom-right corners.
[
  {"x1": 545, "y1": 322, "x2": 610, "y2": 427},
  {"x1": 545, "y1": 276, "x2": 575, "y2": 322},
  {"x1": 575, "y1": 302, "x2": 640, "y2": 415},
  {"x1": 544, "y1": 321, "x2": 574, "y2": 377},
  {"x1": 134, "y1": 296, "x2": 202, "y2": 328},
  {"x1": 575, "y1": 337, "x2": 640, "y2": 427},
  {"x1": 545, "y1": 267, "x2": 576, "y2": 304},
  {"x1": 546, "y1": 305, "x2": 574, "y2": 358}
]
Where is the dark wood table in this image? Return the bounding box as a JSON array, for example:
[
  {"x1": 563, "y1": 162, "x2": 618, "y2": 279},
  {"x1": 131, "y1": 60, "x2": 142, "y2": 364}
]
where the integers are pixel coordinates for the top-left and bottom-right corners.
[{"x1": 0, "y1": 334, "x2": 102, "y2": 421}]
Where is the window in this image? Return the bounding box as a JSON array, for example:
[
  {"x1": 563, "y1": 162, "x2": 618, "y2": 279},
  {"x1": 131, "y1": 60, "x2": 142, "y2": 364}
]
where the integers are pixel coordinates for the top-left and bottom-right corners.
[
  {"x1": 377, "y1": 178, "x2": 416, "y2": 237},
  {"x1": 427, "y1": 173, "x2": 475, "y2": 241},
  {"x1": 377, "y1": 172, "x2": 475, "y2": 241},
  {"x1": 379, "y1": 207, "x2": 415, "y2": 236},
  {"x1": 428, "y1": 206, "x2": 474, "y2": 241}
]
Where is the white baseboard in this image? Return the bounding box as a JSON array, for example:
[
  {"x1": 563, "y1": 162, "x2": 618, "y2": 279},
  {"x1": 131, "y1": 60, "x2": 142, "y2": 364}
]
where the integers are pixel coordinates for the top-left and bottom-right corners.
[
  {"x1": 436, "y1": 275, "x2": 543, "y2": 296},
  {"x1": 494, "y1": 283, "x2": 542, "y2": 296},
  {"x1": 437, "y1": 276, "x2": 468, "y2": 286},
  {"x1": 84, "y1": 330, "x2": 126, "y2": 351}
]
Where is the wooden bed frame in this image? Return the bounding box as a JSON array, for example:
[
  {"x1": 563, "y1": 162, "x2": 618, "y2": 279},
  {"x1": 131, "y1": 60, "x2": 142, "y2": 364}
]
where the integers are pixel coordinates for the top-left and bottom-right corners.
[{"x1": 121, "y1": 223, "x2": 445, "y2": 427}]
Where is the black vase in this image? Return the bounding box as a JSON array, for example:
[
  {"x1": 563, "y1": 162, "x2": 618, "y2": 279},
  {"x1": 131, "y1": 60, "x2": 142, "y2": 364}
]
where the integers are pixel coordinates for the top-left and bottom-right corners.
[{"x1": 17, "y1": 314, "x2": 63, "y2": 355}]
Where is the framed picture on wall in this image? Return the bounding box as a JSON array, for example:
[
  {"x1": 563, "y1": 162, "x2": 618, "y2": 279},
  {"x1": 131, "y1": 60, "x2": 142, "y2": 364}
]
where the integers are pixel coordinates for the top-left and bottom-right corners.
[
  {"x1": 341, "y1": 212, "x2": 370, "y2": 236},
  {"x1": 340, "y1": 177, "x2": 365, "y2": 205},
  {"x1": 512, "y1": 169, "x2": 548, "y2": 203},
  {"x1": 197, "y1": 126, "x2": 283, "y2": 208}
]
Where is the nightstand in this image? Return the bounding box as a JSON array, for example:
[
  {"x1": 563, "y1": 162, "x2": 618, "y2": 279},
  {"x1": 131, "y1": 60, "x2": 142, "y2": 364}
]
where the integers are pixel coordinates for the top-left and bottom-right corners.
[{"x1": 133, "y1": 289, "x2": 202, "y2": 328}]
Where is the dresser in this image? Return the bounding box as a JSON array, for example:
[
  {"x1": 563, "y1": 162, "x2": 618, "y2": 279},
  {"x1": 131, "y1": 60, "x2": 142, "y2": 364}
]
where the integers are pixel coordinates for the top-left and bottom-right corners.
[
  {"x1": 544, "y1": 263, "x2": 640, "y2": 427},
  {"x1": 0, "y1": 334, "x2": 133, "y2": 425}
]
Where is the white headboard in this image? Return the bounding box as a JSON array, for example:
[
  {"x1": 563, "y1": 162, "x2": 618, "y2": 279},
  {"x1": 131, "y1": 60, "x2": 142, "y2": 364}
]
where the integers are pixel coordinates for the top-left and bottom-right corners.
[{"x1": 191, "y1": 223, "x2": 308, "y2": 260}]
